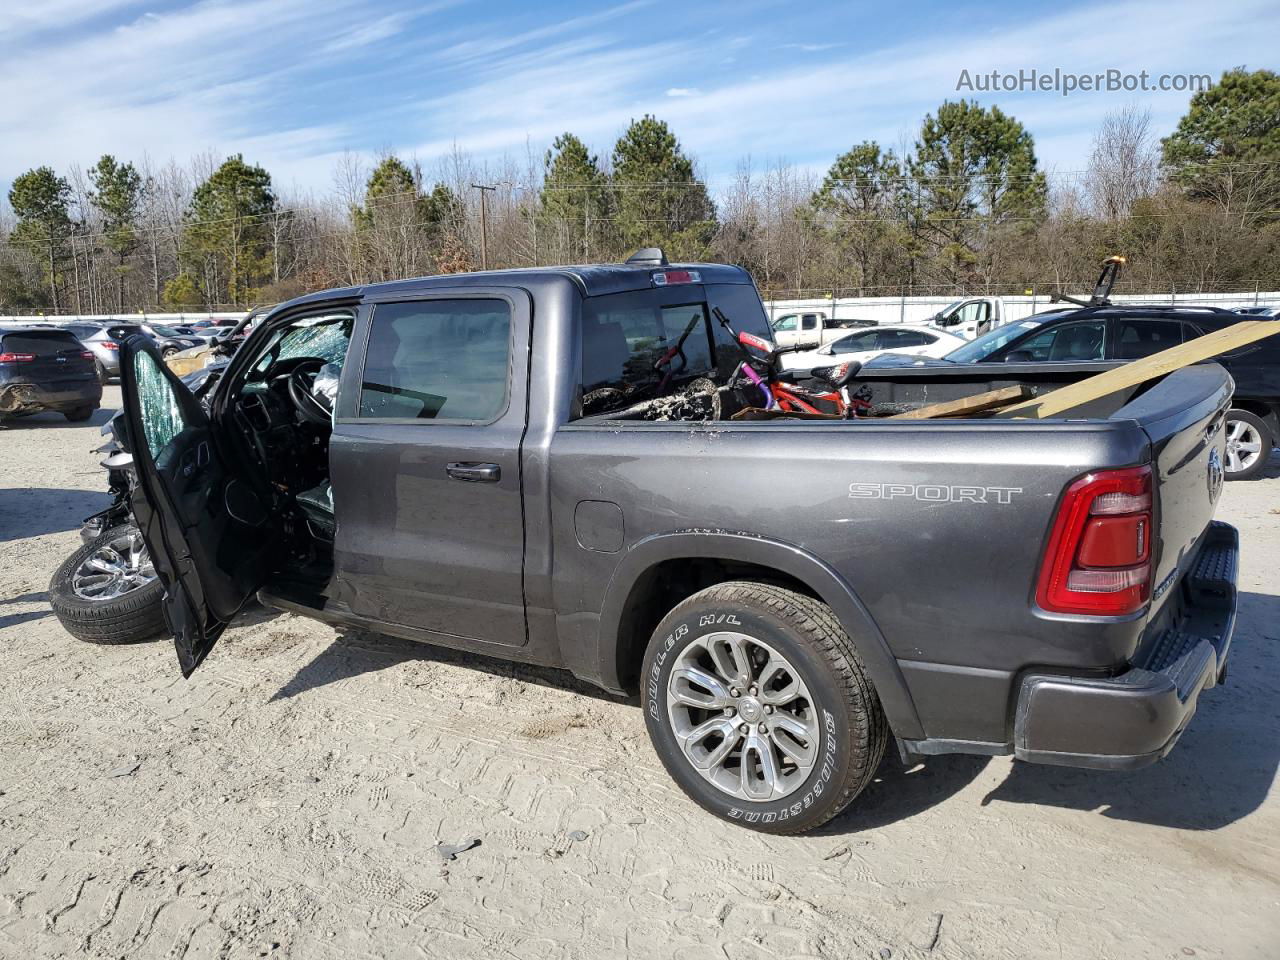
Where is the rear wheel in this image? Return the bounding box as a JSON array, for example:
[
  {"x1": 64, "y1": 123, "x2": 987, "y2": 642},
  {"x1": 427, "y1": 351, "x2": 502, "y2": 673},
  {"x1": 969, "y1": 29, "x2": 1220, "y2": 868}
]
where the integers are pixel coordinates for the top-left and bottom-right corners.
[
  {"x1": 1224, "y1": 409, "x2": 1272, "y2": 481},
  {"x1": 49, "y1": 525, "x2": 166, "y2": 644},
  {"x1": 641, "y1": 581, "x2": 887, "y2": 834},
  {"x1": 96, "y1": 361, "x2": 111, "y2": 384},
  {"x1": 63, "y1": 406, "x2": 95, "y2": 422}
]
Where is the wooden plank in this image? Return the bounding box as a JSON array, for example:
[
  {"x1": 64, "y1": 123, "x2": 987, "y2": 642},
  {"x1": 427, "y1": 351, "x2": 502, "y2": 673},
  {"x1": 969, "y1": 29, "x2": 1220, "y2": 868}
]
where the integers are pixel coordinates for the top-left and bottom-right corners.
[
  {"x1": 994, "y1": 320, "x2": 1280, "y2": 419},
  {"x1": 888, "y1": 384, "x2": 1032, "y2": 420}
]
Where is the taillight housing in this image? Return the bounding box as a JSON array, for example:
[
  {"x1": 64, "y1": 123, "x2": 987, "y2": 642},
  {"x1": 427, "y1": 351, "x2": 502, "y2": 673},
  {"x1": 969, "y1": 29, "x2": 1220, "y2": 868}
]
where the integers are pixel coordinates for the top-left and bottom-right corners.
[
  {"x1": 0, "y1": 352, "x2": 35, "y2": 363},
  {"x1": 652, "y1": 269, "x2": 700, "y2": 286},
  {"x1": 81, "y1": 350, "x2": 94, "y2": 360},
  {"x1": 101, "y1": 341, "x2": 119, "y2": 351},
  {"x1": 1036, "y1": 465, "x2": 1154, "y2": 616}
]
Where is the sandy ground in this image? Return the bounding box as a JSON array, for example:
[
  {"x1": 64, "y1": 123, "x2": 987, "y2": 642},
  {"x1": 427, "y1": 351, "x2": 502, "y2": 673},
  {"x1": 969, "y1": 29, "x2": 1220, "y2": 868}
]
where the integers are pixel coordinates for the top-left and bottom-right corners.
[{"x1": 1, "y1": 386, "x2": 1277, "y2": 960}]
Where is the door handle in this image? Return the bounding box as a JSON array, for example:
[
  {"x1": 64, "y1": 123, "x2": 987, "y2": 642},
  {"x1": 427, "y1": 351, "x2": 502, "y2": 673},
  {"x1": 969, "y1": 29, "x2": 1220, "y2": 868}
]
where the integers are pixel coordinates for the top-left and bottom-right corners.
[{"x1": 446, "y1": 462, "x2": 500, "y2": 483}]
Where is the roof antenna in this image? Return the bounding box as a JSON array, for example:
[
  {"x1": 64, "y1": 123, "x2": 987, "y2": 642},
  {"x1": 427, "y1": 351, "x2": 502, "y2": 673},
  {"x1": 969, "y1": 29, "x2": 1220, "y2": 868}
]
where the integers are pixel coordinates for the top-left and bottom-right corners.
[
  {"x1": 1052, "y1": 255, "x2": 1125, "y2": 308},
  {"x1": 625, "y1": 247, "x2": 668, "y2": 266}
]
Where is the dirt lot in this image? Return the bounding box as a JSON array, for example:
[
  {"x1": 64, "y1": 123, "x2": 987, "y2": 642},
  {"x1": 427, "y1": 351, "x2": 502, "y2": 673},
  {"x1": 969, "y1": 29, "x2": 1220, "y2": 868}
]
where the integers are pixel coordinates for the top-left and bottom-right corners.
[{"x1": 1, "y1": 386, "x2": 1277, "y2": 960}]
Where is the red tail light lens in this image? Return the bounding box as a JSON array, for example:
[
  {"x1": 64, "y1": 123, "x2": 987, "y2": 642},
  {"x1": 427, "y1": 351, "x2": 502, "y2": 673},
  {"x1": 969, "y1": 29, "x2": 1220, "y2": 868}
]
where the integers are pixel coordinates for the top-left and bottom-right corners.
[
  {"x1": 1036, "y1": 465, "x2": 1153, "y2": 616},
  {"x1": 81, "y1": 350, "x2": 95, "y2": 360},
  {"x1": 101, "y1": 341, "x2": 119, "y2": 351},
  {"x1": 0, "y1": 352, "x2": 35, "y2": 363}
]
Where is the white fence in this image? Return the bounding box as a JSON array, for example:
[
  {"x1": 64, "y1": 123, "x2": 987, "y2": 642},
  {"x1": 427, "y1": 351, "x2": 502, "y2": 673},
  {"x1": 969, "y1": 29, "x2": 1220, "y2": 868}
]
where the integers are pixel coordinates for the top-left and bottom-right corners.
[
  {"x1": 0, "y1": 312, "x2": 248, "y2": 325},
  {"x1": 763, "y1": 291, "x2": 1280, "y2": 327}
]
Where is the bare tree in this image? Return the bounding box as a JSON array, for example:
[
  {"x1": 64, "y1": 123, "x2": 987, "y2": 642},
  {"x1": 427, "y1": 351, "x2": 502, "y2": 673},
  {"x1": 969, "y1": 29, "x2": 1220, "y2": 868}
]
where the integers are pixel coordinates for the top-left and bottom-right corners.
[{"x1": 1085, "y1": 105, "x2": 1159, "y2": 220}]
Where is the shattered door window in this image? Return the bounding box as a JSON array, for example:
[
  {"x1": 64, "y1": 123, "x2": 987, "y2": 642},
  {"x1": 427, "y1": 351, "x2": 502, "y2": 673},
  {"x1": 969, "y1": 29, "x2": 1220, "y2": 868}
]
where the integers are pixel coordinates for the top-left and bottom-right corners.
[{"x1": 132, "y1": 350, "x2": 187, "y2": 459}]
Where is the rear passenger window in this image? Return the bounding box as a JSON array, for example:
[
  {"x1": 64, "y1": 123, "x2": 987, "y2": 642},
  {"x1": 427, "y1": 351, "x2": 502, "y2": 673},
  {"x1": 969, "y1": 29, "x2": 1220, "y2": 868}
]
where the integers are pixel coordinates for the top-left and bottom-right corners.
[
  {"x1": 359, "y1": 299, "x2": 511, "y2": 421},
  {"x1": 1112, "y1": 319, "x2": 1184, "y2": 359}
]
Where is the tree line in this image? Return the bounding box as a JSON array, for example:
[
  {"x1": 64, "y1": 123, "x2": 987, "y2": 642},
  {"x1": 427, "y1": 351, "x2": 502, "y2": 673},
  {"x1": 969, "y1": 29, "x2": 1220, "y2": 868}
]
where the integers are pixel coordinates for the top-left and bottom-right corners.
[{"x1": 2, "y1": 67, "x2": 1278, "y2": 313}]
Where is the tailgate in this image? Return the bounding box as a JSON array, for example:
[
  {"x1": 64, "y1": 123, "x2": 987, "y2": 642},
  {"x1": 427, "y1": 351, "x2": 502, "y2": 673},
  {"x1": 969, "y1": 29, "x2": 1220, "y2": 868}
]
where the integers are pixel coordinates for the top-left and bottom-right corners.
[{"x1": 1113, "y1": 363, "x2": 1232, "y2": 621}]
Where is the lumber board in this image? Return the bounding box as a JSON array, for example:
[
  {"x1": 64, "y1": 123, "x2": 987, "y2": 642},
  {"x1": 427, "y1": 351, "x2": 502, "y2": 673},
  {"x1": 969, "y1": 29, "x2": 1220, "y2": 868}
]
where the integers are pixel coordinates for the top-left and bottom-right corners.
[
  {"x1": 994, "y1": 320, "x2": 1280, "y2": 419},
  {"x1": 888, "y1": 384, "x2": 1032, "y2": 420}
]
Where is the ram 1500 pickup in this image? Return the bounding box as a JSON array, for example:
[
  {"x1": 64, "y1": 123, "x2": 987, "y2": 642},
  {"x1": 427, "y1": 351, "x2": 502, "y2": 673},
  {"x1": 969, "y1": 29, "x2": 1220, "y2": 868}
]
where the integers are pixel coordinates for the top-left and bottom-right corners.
[{"x1": 114, "y1": 252, "x2": 1238, "y2": 834}]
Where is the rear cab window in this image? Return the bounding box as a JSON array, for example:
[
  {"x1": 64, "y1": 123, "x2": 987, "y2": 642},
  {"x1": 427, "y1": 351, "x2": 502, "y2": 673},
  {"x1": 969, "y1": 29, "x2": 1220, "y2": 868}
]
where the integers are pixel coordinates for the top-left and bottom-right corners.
[{"x1": 578, "y1": 282, "x2": 771, "y2": 418}]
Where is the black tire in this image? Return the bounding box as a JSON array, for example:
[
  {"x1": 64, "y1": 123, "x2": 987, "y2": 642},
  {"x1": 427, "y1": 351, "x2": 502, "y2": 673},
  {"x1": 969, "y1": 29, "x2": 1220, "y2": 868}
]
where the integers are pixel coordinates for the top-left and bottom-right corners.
[
  {"x1": 96, "y1": 361, "x2": 111, "y2": 384},
  {"x1": 48, "y1": 526, "x2": 167, "y2": 644},
  {"x1": 162, "y1": 346, "x2": 179, "y2": 359},
  {"x1": 641, "y1": 581, "x2": 887, "y2": 834},
  {"x1": 63, "y1": 406, "x2": 95, "y2": 422},
  {"x1": 1224, "y1": 409, "x2": 1273, "y2": 482}
]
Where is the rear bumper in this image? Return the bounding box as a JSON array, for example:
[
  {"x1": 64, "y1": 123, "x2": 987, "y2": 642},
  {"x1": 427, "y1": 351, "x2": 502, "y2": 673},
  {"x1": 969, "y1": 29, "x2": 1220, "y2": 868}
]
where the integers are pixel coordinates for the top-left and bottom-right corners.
[
  {"x1": 1012, "y1": 521, "x2": 1238, "y2": 770},
  {"x1": 0, "y1": 379, "x2": 102, "y2": 415}
]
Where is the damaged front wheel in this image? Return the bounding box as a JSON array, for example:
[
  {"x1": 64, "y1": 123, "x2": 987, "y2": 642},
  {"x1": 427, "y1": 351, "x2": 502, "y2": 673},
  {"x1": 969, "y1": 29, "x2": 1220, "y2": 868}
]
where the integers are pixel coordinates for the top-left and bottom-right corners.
[{"x1": 49, "y1": 525, "x2": 167, "y2": 644}]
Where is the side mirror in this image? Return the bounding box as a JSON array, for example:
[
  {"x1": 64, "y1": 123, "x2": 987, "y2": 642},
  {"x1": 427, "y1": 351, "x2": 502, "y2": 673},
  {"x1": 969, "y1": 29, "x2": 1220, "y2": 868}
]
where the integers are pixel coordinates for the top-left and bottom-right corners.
[
  {"x1": 817, "y1": 344, "x2": 833, "y2": 355},
  {"x1": 1005, "y1": 350, "x2": 1034, "y2": 363}
]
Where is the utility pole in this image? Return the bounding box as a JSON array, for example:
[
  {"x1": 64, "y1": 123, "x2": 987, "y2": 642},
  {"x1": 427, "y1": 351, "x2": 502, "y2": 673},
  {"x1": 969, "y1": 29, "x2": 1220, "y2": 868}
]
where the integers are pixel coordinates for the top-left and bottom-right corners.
[{"x1": 471, "y1": 183, "x2": 497, "y2": 270}]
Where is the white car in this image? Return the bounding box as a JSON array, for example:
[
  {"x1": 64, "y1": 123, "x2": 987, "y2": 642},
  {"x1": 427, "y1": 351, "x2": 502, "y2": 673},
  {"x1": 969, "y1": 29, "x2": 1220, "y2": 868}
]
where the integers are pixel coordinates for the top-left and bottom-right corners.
[{"x1": 779, "y1": 324, "x2": 967, "y2": 372}]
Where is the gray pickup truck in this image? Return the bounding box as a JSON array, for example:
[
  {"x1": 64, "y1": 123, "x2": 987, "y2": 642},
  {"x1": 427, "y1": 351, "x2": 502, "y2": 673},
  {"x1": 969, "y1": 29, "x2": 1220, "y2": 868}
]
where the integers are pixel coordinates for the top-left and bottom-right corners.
[{"x1": 113, "y1": 253, "x2": 1238, "y2": 834}]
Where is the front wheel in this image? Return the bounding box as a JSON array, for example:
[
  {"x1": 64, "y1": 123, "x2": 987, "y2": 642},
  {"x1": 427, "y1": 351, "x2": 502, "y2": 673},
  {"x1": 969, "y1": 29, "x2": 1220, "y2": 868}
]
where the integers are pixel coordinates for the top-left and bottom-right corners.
[
  {"x1": 641, "y1": 581, "x2": 887, "y2": 834},
  {"x1": 49, "y1": 525, "x2": 167, "y2": 644},
  {"x1": 63, "y1": 406, "x2": 95, "y2": 422},
  {"x1": 1224, "y1": 409, "x2": 1273, "y2": 481}
]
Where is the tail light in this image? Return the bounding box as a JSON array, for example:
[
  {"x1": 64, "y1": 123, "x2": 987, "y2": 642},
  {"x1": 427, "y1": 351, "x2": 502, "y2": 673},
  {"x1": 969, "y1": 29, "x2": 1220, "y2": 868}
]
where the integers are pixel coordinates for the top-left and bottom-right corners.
[
  {"x1": 0, "y1": 352, "x2": 35, "y2": 363},
  {"x1": 1036, "y1": 465, "x2": 1153, "y2": 616},
  {"x1": 81, "y1": 351, "x2": 94, "y2": 360},
  {"x1": 101, "y1": 341, "x2": 119, "y2": 351}
]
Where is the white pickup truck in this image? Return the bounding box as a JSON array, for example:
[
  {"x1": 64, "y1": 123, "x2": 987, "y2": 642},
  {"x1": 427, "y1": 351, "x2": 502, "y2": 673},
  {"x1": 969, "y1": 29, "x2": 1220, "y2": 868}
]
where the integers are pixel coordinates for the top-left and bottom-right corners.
[
  {"x1": 769, "y1": 310, "x2": 873, "y2": 349},
  {"x1": 922, "y1": 297, "x2": 1010, "y2": 338}
]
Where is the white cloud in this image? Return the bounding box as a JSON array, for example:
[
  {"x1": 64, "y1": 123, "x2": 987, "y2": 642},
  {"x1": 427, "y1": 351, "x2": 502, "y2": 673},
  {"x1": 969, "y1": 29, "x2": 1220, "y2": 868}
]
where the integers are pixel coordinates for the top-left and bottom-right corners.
[{"x1": 0, "y1": 0, "x2": 1274, "y2": 197}]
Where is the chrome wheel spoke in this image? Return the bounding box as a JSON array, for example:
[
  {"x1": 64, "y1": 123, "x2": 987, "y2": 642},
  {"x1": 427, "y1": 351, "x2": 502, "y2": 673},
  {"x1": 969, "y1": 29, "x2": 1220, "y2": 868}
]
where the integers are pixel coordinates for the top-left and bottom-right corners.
[
  {"x1": 670, "y1": 667, "x2": 732, "y2": 710},
  {"x1": 707, "y1": 634, "x2": 752, "y2": 687},
  {"x1": 767, "y1": 713, "x2": 817, "y2": 765},
  {"x1": 679, "y1": 716, "x2": 743, "y2": 771},
  {"x1": 70, "y1": 531, "x2": 158, "y2": 602},
  {"x1": 757, "y1": 656, "x2": 801, "y2": 705},
  {"x1": 740, "y1": 732, "x2": 780, "y2": 800}
]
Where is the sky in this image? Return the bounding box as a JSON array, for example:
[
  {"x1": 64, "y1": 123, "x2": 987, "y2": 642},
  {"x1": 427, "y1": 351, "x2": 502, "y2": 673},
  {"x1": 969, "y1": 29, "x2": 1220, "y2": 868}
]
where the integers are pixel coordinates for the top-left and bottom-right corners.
[{"x1": 1, "y1": 0, "x2": 1277, "y2": 200}]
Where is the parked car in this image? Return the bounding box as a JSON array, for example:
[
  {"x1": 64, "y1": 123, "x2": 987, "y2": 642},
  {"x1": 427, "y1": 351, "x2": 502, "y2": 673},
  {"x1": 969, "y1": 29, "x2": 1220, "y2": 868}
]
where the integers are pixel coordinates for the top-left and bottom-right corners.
[
  {"x1": 136, "y1": 322, "x2": 207, "y2": 357},
  {"x1": 0, "y1": 324, "x2": 102, "y2": 421},
  {"x1": 1234, "y1": 306, "x2": 1280, "y2": 317},
  {"x1": 779, "y1": 324, "x2": 967, "y2": 372},
  {"x1": 875, "y1": 304, "x2": 1279, "y2": 480},
  {"x1": 769, "y1": 310, "x2": 874, "y2": 349},
  {"x1": 80, "y1": 253, "x2": 1237, "y2": 834},
  {"x1": 57, "y1": 322, "x2": 148, "y2": 383}
]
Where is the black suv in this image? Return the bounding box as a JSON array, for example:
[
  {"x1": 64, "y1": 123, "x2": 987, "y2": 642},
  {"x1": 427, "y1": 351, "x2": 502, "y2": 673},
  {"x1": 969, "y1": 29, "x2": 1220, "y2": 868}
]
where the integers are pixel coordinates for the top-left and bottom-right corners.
[
  {"x1": 905, "y1": 305, "x2": 1280, "y2": 480},
  {"x1": 0, "y1": 325, "x2": 103, "y2": 422}
]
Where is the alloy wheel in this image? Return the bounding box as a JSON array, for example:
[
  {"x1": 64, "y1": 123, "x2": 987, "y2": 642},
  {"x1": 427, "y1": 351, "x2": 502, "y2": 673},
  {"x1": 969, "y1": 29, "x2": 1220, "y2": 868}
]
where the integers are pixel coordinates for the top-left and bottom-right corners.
[
  {"x1": 71, "y1": 529, "x2": 157, "y2": 601},
  {"x1": 666, "y1": 632, "x2": 819, "y2": 802},
  {"x1": 1225, "y1": 418, "x2": 1263, "y2": 474}
]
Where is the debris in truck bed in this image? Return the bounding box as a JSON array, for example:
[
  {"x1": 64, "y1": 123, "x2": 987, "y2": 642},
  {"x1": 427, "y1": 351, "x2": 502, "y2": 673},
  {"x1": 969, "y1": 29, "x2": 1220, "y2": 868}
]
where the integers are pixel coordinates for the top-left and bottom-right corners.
[
  {"x1": 888, "y1": 385, "x2": 1033, "y2": 420},
  {"x1": 730, "y1": 407, "x2": 842, "y2": 421},
  {"x1": 994, "y1": 319, "x2": 1280, "y2": 419}
]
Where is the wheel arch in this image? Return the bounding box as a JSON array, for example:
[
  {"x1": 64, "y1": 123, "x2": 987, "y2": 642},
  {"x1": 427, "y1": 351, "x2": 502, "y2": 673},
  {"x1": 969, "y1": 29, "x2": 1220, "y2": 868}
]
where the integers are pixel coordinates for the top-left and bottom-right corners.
[
  {"x1": 1228, "y1": 399, "x2": 1279, "y2": 437},
  {"x1": 595, "y1": 530, "x2": 925, "y2": 739}
]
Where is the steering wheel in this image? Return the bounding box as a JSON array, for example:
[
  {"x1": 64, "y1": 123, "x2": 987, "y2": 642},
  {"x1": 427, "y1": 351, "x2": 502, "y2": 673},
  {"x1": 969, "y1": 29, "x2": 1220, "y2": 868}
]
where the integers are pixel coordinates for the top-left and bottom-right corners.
[{"x1": 286, "y1": 358, "x2": 333, "y2": 425}]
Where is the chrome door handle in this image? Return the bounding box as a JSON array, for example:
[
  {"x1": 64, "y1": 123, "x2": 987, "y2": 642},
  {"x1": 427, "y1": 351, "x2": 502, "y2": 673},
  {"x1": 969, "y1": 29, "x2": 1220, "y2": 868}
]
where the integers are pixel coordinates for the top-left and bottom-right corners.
[{"x1": 446, "y1": 462, "x2": 500, "y2": 483}]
